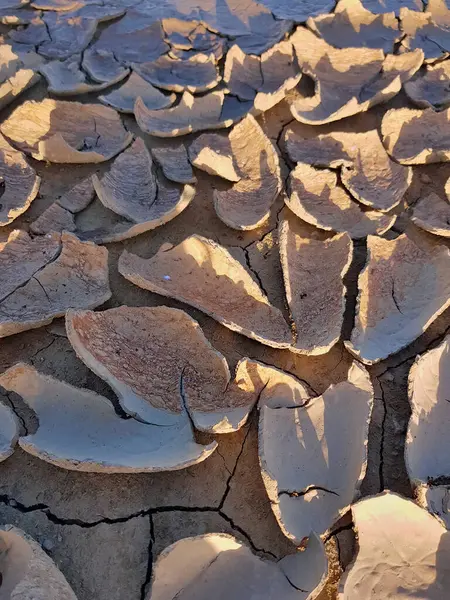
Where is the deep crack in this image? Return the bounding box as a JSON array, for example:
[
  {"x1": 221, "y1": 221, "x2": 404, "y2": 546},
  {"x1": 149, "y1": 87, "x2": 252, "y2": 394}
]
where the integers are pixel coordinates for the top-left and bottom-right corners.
[
  {"x1": 218, "y1": 423, "x2": 252, "y2": 511},
  {"x1": 377, "y1": 378, "x2": 387, "y2": 492},
  {"x1": 140, "y1": 514, "x2": 154, "y2": 600},
  {"x1": 243, "y1": 247, "x2": 269, "y2": 297}
]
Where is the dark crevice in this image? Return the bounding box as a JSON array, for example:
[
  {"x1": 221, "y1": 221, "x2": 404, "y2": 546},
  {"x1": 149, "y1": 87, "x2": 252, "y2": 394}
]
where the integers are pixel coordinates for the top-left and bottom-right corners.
[
  {"x1": 215, "y1": 448, "x2": 232, "y2": 476},
  {"x1": 323, "y1": 523, "x2": 354, "y2": 544},
  {"x1": 243, "y1": 247, "x2": 269, "y2": 297},
  {"x1": 390, "y1": 279, "x2": 403, "y2": 315},
  {"x1": 278, "y1": 486, "x2": 339, "y2": 498},
  {"x1": 282, "y1": 571, "x2": 308, "y2": 593},
  {"x1": 4, "y1": 393, "x2": 28, "y2": 435},
  {"x1": 218, "y1": 423, "x2": 252, "y2": 511},
  {"x1": 140, "y1": 514, "x2": 154, "y2": 600},
  {"x1": 218, "y1": 510, "x2": 276, "y2": 559},
  {"x1": 31, "y1": 275, "x2": 51, "y2": 304},
  {"x1": 378, "y1": 378, "x2": 387, "y2": 492},
  {"x1": 29, "y1": 338, "x2": 56, "y2": 365}
]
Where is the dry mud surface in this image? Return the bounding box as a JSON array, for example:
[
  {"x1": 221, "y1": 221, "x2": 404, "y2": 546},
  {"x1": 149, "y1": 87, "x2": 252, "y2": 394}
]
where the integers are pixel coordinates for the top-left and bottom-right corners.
[{"x1": 0, "y1": 4, "x2": 449, "y2": 599}]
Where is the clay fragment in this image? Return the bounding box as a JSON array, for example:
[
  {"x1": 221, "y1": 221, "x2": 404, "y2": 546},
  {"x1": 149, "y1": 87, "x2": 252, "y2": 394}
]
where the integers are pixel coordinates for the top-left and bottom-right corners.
[
  {"x1": 287, "y1": 163, "x2": 396, "y2": 239},
  {"x1": 339, "y1": 492, "x2": 450, "y2": 599},
  {"x1": 400, "y1": 4, "x2": 450, "y2": 62},
  {"x1": 82, "y1": 47, "x2": 129, "y2": 83},
  {"x1": 223, "y1": 41, "x2": 301, "y2": 112},
  {"x1": 412, "y1": 191, "x2": 450, "y2": 237},
  {"x1": 134, "y1": 53, "x2": 220, "y2": 93},
  {"x1": 0, "y1": 363, "x2": 216, "y2": 472},
  {"x1": 149, "y1": 533, "x2": 328, "y2": 600},
  {"x1": 151, "y1": 144, "x2": 196, "y2": 184},
  {"x1": 99, "y1": 71, "x2": 175, "y2": 114},
  {"x1": 0, "y1": 133, "x2": 40, "y2": 225},
  {"x1": 0, "y1": 232, "x2": 111, "y2": 338},
  {"x1": 345, "y1": 233, "x2": 450, "y2": 364},
  {"x1": 89, "y1": 137, "x2": 195, "y2": 241},
  {"x1": 0, "y1": 526, "x2": 78, "y2": 599},
  {"x1": 290, "y1": 27, "x2": 422, "y2": 124},
  {"x1": 188, "y1": 133, "x2": 241, "y2": 182},
  {"x1": 279, "y1": 217, "x2": 353, "y2": 355},
  {"x1": 162, "y1": 18, "x2": 226, "y2": 60},
  {"x1": 382, "y1": 106, "x2": 450, "y2": 164},
  {"x1": 213, "y1": 115, "x2": 282, "y2": 230},
  {"x1": 0, "y1": 43, "x2": 41, "y2": 110},
  {"x1": 30, "y1": 202, "x2": 76, "y2": 234},
  {"x1": 259, "y1": 362, "x2": 373, "y2": 543},
  {"x1": 56, "y1": 176, "x2": 95, "y2": 213},
  {"x1": 405, "y1": 61, "x2": 450, "y2": 109},
  {"x1": 66, "y1": 306, "x2": 264, "y2": 433},
  {"x1": 0, "y1": 402, "x2": 18, "y2": 461},
  {"x1": 0, "y1": 7, "x2": 37, "y2": 24},
  {"x1": 360, "y1": 0, "x2": 423, "y2": 14},
  {"x1": 0, "y1": 230, "x2": 60, "y2": 301},
  {"x1": 308, "y1": 0, "x2": 401, "y2": 51},
  {"x1": 405, "y1": 337, "x2": 450, "y2": 519},
  {"x1": 134, "y1": 90, "x2": 250, "y2": 138},
  {"x1": 39, "y1": 54, "x2": 127, "y2": 95},
  {"x1": 284, "y1": 125, "x2": 411, "y2": 211},
  {"x1": 37, "y1": 13, "x2": 98, "y2": 60},
  {"x1": 92, "y1": 10, "x2": 168, "y2": 65},
  {"x1": 1, "y1": 98, "x2": 133, "y2": 163},
  {"x1": 118, "y1": 235, "x2": 293, "y2": 349}
]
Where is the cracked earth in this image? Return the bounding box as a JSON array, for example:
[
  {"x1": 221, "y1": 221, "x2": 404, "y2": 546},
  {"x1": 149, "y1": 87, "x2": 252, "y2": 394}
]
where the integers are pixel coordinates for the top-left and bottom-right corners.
[{"x1": 0, "y1": 75, "x2": 449, "y2": 598}]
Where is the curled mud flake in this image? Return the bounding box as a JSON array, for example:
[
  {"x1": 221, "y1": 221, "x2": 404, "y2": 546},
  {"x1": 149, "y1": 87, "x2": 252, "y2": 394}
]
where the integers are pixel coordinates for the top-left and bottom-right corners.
[
  {"x1": 1, "y1": 98, "x2": 133, "y2": 163},
  {"x1": 56, "y1": 176, "x2": 95, "y2": 213},
  {"x1": 162, "y1": 18, "x2": 226, "y2": 60},
  {"x1": 0, "y1": 402, "x2": 19, "y2": 461},
  {"x1": 30, "y1": 202, "x2": 76, "y2": 235},
  {"x1": 0, "y1": 526, "x2": 78, "y2": 599},
  {"x1": 0, "y1": 232, "x2": 111, "y2": 338},
  {"x1": 382, "y1": 106, "x2": 450, "y2": 164},
  {"x1": 284, "y1": 126, "x2": 411, "y2": 211},
  {"x1": 39, "y1": 53, "x2": 128, "y2": 95},
  {"x1": 134, "y1": 90, "x2": 249, "y2": 138},
  {"x1": 188, "y1": 132, "x2": 241, "y2": 182},
  {"x1": 0, "y1": 43, "x2": 41, "y2": 110},
  {"x1": 0, "y1": 229, "x2": 60, "y2": 301},
  {"x1": 82, "y1": 174, "x2": 195, "y2": 244},
  {"x1": 31, "y1": 0, "x2": 83, "y2": 9},
  {"x1": 149, "y1": 533, "x2": 328, "y2": 600},
  {"x1": 82, "y1": 47, "x2": 129, "y2": 83},
  {"x1": 405, "y1": 60, "x2": 450, "y2": 109},
  {"x1": 99, "y1": 71, "x2": 175, "y2": 114},
  {"x1": 405, "y1": 337, "x2": 450, "y2": 525},
  {"x1": 0, "y1": 363, "x2": 216, "y2": 472},
  {"x1": 224, "y1": 41, "x2": 301, "y2": 112},
  {"x1": 279, "y1": 216, "x2": 353, "y2": 355},
  {"x1": 412, "y1": 191, "x2": 450, "y2": 237},
  {"x1": 213, "y1": 115, "x2": 282, "y2": 230},
  {"x1": 345, "y1": 233, "x2": 450, "y2": 365},
  {"x1": 286, "y1": 163, "x2": 396, "y2": 239},
  {"x1": 290, "y1": 27, "x2": 422, "y2": 124},
  {"x1": 339, "y1": 492, "x2": 450, "y2": 599},
  {"x1": 308, "y1": 0, "x2": 401, "y2": 52},
  {"x1": 0, "y1": 133, "x2": 40, "y2": 226},
  {"x1": 92, "y1": 11, "x2": 168, "y2": 65},
  {"x1": 118, "y1": 234, "x2": 293, "y2": 349},
  {"x1": 37, "y1": 13, "x2": 98, "y2": 60},
  {"x1": 134, "y1": 53, "x2": 220, "y2": 94},
  {"x1": 259, "y1": 361, "x2": 373, "y2": 543},
  {"x1": 92, "y1": 137, "x2": 157, "y2": 223},
  {"x1": 66, "y1": 306, "x2": 262, "y2": 433},
  {"x1": 151, "y1": 144, "x2": 196, "y2": 184},
  {"x1": 400, "y1": 4, "x2": 450, "y2": 62}
]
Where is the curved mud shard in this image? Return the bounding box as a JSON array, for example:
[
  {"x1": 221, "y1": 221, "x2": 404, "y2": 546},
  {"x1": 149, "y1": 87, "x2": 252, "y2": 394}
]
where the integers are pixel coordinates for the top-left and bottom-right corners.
[
  {"x1": 412, "y1": 191, "x2": 450, "y2": 238},
  {"x1": 382, "y1": 106, "x2": 450, "y2": 164},
  {"x1": 279, "y1": 216, "x2": 353, "y2": 355},
  {"x1": 118, "y1": 235, "x2": 293, "y2": 349},
  {"x1": 0, "y1": 402, "x2": 19, "y2": 462},
  {"x1": 193, "y1": 115, "x2": 282, "y2": 230},
  {"x1": 405, "y1": 337, "x2": 450, "y2": 526},
  {"x1": 149, "y1": 533, "x2": 328, "y2": 600},
  {"x1": 346, "y1": 233, "x2": 450, "y2": 364},
  {"x1": 0, "y1": 132, "x2": 40, "y2": 225},
  {"x1": 1, "y1": 98, "x2": 133, "y2": 162},
  {"x1": 0, "y1": 525, "x2": 78, "y2": 599},
  {"x1": 66, "y1": 306, "x2": 264, "y2": 433},
  {"x1": 339, "y1": 492, "x2": 450, "y2": 599},
  {"x1": 290, "y1": 27, "x2": 422, "y2": 125},
  {"x1": 0, "y1": 232, "x2": 111, "y2": 338},
  {"x1": 259, "y1": 362, "x2": 373, "y2": 543},
  {"x1": 0, "y1": 363, "x2": 217, "y2": 473}
]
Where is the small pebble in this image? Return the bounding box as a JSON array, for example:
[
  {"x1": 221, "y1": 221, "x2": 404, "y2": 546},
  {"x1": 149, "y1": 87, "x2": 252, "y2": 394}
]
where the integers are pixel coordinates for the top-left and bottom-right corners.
[
  {"x1": 42, "y1": 538, "x2": 54, "y2": 551},
  {"x1": 420, "y1": 173, "x2": 431, "y2": 184},
  {"x1": 9, "y1": 499, "x2": 17, "y2": 507}
]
